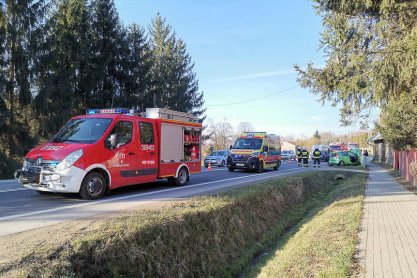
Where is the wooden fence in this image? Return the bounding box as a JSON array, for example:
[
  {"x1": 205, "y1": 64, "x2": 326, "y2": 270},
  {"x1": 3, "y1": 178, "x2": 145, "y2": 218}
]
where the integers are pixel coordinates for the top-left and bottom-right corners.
[{"x1": 393, "y1": 150, "x2": 417, "y2": 186}]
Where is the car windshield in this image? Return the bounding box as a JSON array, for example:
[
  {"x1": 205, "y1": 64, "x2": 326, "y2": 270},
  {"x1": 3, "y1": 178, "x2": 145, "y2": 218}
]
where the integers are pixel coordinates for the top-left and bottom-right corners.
[
  {"x1": 51, "y1": 118, "x2": 112, "y2": 144},
  {"x1": 233, "y1": 138, "x2": 263, "y2": 150},
  {"x1": 330, "y1": 145, "x2": 341, "y2": 151},
  {"x1": 210, "y1": 151, "x2": 225, "y2": 156}
]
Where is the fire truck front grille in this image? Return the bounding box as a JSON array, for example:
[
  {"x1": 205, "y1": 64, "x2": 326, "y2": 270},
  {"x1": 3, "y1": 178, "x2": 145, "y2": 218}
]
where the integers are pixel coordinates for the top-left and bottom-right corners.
[{"x1": 25, "y1": 159, "x2": 60, "y2": 173}]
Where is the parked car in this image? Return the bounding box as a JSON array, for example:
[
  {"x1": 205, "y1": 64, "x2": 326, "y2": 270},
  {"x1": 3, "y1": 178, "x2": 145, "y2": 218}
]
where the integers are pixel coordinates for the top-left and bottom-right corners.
[
  {"x1": 328, "y1": 151, "x2": 360, "y2": 166},
  {"x1": 281, "y1": 150, "x2": 295, "y2": 160},
  {"x1": 321, "y1": 150, "x2": 330, "y2": 162},
  {"x1": 310, "y1": 145, "x2": 330, "y2": 162},
  {"x1": 204, "y1": 150, "x2": 230, "y2": 167}
]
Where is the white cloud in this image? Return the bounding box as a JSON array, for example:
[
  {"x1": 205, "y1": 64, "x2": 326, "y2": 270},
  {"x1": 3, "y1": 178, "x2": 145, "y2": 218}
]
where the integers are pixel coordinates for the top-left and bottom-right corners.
[
  {"x1": 309, "y1": 116, "x2": 322, "y2": 122},
  {"x1": 215, "y1": 69, "x2": 295, "y2": 82}
]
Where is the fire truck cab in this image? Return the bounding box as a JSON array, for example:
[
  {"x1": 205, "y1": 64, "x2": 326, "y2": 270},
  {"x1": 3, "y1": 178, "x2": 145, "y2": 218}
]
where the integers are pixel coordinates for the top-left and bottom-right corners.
[
  {"x1": 14, "y1": 108, "x2": 202, "y2": 199},
  {"x1": 227, "y1": 132, "x2": 281, "y2": 173}
]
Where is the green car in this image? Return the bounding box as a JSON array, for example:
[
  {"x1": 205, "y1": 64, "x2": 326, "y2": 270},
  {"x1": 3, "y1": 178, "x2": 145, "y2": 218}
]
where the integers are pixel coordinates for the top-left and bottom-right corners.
[{"x1": 328, "y1": 151, "x2": 360, "y2": 166}]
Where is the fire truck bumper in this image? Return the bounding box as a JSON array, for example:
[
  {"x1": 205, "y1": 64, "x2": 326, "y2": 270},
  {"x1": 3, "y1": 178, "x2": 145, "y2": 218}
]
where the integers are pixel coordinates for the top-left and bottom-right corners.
[{"x1": 15, "y1": 166, "x2": 87, "y2": 193}]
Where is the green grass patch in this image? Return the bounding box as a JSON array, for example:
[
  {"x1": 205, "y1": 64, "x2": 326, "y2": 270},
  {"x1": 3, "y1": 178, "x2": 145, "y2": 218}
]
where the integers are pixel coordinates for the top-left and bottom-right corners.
[
  {"x1": 8, "y1": 171, "x2": 364, "y2": 278},
  {"x1": 244, "y1": 173, "x2": 367, "y2": 278}
]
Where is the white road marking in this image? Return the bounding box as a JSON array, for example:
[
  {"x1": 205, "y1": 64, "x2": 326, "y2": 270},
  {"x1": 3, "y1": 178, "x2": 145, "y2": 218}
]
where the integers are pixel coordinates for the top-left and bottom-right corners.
[
  {"x1": 0, "y1": 179, "x2": 16, "y2": 184},
  {"x1": 0, "y1": 167, "x2": 304, "y2": 221},
  {"x1": 0, "y1": 188, "x2": 29, "y2": 193}
]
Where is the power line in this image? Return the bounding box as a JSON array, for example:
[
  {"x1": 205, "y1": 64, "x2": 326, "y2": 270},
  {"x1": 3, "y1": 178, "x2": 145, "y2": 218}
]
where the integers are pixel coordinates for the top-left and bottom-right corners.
[{"x1": 205, "y1": 86, "x2": 297, "y2": 107}]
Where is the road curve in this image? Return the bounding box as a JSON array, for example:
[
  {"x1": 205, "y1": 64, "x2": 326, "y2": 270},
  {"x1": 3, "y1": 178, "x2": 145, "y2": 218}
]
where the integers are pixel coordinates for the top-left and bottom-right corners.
[{"x1": 0, "y1": 162, "x2": 324, "y2": 236}]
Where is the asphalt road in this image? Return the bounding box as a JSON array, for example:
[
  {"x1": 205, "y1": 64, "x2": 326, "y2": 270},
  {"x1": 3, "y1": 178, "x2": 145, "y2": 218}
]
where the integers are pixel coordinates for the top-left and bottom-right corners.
[{"x1": 0, "y1": 161, "x2": 324, "y2": 236}]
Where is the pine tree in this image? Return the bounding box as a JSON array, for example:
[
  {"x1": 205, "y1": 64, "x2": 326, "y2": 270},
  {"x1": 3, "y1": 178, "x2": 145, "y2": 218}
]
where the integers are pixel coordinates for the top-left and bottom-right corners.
[
  {"x1": 149, "y1": 14, "x2": 205, "y2": 119},
  {"x1": 120, "y1": 23, "x2": 153, "y2": 110},
  {"x1": 313, "y1": 130, "x2": 321, "y2": 140},
  {"x1": 0, "y1": 0, "x2": 46, "y2": 177},
  {"x1": 296, "y1": 0, "x2": 417, "y2": 148},
  {"x1": 148, "y1": 14, "x2": 175, "y2": 108},
  {"x1": 35, "y1": 0, "x2": 93, "y2": 137},
  {"x1": 89, "y1": 0, "x2": 124, "y2": 108}
]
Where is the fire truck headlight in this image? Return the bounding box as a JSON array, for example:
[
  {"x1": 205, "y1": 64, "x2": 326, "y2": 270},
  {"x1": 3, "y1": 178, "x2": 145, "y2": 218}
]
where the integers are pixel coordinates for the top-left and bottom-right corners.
[
  {"x1": 251, "y1": 152, "x2": 260, "y2": 157},
  {"x1": 57, "y1": 149, "x2": 83, "y2": 171}
]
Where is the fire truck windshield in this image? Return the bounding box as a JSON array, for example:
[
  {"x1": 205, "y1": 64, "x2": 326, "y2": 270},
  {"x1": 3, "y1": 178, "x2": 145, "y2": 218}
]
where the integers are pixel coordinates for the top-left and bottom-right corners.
[
  {"x1": 51, "y1": 118, "x2": 112, "y2": 144},
  {"x1": 233, "y1": 138, "x2": 263, "y2": 150}
]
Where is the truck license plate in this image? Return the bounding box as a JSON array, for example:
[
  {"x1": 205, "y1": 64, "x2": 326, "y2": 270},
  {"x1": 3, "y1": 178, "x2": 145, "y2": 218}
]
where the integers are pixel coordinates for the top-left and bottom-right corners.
[{"x1": 236, "y1": 163, "x2": 244, "y2": 167}]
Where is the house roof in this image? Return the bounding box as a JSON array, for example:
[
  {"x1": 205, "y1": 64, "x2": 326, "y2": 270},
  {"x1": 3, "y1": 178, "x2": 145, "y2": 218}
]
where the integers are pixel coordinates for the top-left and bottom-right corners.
[{"x1": 371, "y1": 133, "x2": 384, "y2": 142}]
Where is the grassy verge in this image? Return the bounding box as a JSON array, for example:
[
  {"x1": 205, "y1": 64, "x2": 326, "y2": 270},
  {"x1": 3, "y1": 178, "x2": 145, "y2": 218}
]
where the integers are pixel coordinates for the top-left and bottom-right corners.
[
  {"x1": 244, "y1": 173, "x2": 367, "y2": 277},
  {"x1": 6, "y1": 172, "x2": 363, "y2": 278}
]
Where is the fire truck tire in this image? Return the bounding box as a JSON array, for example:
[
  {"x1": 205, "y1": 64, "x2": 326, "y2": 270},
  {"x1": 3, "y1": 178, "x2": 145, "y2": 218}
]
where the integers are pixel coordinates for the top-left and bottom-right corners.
[
  {"x1": 173, "y1": 167, "x2": 188, "y2": 186},
  {"x1": 338, "y1": 161, "x2": 345, "y2": 166},
  {"x1": 257, "y1": 161, "x2": 264, "y2": 173},
  {"x1": 80, "y1": 172, "x2": 107, "y2": 200}
]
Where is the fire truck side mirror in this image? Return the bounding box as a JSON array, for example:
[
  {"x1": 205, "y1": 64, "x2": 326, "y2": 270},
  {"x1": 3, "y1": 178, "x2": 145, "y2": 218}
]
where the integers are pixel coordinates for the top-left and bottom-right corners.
[
  {"x1": 263, "y1": 145, "x2": 269, "y2": 152},
  {"x1": 229, "y1": 145, "x2": 233, "y2": 150},
  {"x1": 106, "y1": 133, "x2": 119, "y2": 149}
]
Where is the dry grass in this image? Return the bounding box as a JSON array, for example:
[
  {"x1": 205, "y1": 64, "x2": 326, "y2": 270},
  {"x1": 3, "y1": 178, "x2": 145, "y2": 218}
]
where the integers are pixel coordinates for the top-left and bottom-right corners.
[
  {"x1": 244, "y1": 174, "x2": 367, "y2": 278},
  {"x1": 4, "y1": 172, "x2": 359, "y2": 278}
]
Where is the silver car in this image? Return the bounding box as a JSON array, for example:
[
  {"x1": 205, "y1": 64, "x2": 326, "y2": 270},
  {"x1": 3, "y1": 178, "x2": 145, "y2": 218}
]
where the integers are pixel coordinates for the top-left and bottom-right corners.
[
  {"x1": 281, "y1": 150, "x2": 295, "y2": 160},
  {"x1": 204, "y1": 150, "x2": 230, "y2": 167}
]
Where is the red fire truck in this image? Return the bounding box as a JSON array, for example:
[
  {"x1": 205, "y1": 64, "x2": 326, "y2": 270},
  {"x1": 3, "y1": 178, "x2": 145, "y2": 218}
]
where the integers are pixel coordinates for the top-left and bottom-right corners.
[{"x1": 14, "y1": 108, "x2": 202, "y2": 199}]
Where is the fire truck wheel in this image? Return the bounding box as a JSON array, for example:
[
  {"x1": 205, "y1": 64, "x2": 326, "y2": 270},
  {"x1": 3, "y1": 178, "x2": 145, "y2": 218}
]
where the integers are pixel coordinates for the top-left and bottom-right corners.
[
  {"x1": 257, "y1": 161, "x2": 264, "y2": 173},
  {"x1": 173, "y1": 167, "x2": 188, "y2": 186},
  {"x1": 80, "y1": 172, "x2": 107, "y2": 200}
]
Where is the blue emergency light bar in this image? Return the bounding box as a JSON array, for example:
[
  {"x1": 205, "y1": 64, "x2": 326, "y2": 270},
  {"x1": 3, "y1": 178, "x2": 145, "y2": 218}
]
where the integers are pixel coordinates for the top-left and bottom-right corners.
[{"x1": 86, "y1": 108, "x2": 130, "y2": 115}]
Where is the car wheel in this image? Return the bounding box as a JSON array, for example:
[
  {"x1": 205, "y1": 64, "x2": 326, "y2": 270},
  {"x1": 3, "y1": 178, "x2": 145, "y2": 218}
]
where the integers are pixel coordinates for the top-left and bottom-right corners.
[
  {"x1": 257, "y1": 160, "x2": 264, "y2": 173},
  {"x1": 228, "y1": 166, "x2": 235, "y2": 172},
  {"x1": 80, "y1": 172, "x2": 106, "y2": 200},
  {"x1": 338, "y1": 161, "x2": 345, "y2": 166},
  {"x1": 173, "y1": 167, "x2": 188, "y2": 186}
]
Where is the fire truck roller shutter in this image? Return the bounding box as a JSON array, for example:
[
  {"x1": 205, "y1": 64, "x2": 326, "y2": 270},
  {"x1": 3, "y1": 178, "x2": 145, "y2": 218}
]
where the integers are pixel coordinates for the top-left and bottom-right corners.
[{"x1": 161, "y1": 124, "x2": 183, "y2": 162}]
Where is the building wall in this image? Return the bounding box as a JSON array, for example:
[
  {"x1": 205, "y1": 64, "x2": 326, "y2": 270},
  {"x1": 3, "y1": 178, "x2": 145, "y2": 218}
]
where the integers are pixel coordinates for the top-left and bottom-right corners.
[
  {"x1": 373, "y1": 141, "x2": 393, "y2": 165},
  {"x1": 281, "y1": 141, "x2": 296, "y2": 151}
]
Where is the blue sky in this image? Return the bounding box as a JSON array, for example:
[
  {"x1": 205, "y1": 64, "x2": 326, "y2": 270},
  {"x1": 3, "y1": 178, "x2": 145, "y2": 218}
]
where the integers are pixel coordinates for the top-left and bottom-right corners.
[{"x1": 115, "y1": 0, "x2": 366, "y2": 137}]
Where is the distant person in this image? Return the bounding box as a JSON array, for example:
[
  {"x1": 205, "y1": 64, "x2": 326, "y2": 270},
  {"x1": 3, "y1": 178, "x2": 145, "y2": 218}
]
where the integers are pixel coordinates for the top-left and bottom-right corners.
[
  {"x1": 313, "y1": 148, "x2": 321, "y2": 168},
  {"x1": 363, "y1": 150, "x2": 369, "y2": 166},
  {"x1": 296, "y1": 148, "x2": 302, "y2": 167},
  {"x1": 302, "y1": 148, "x2": 309, "y2": 167}
]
